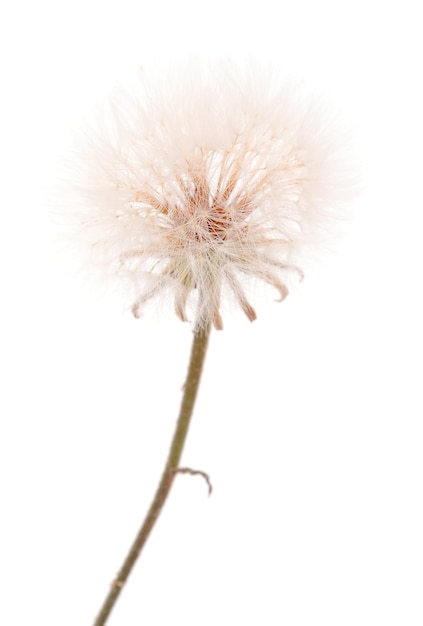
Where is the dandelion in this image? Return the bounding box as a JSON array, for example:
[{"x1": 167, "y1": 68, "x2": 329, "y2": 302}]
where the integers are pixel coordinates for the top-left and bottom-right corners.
[{"x1": 62, "y1": 62, "x2": 357, "y2": 626}]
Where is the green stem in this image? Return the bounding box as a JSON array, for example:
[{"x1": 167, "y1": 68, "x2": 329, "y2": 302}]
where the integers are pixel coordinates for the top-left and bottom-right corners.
[{"x1": 93, "y1": 322, "x2": 212, "y2": 626}]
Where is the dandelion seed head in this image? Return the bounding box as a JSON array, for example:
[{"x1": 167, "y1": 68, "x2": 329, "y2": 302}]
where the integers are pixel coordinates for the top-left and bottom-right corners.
[{"x1": 62, "y1": 62, "x2": 357, "y2": 329}]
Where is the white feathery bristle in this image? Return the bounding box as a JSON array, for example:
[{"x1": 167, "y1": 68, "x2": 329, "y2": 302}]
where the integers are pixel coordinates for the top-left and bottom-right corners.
[{"x1": 59, "y1": 61, "x2": 358, "y2": 329}]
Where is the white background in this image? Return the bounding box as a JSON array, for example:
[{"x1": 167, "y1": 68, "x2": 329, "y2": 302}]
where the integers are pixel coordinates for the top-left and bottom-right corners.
[{"x1": 1, "y1": 1, "x2": 422, "y2": 625}]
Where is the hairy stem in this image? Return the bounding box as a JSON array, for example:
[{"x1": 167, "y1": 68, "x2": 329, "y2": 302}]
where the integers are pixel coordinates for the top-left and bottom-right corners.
[{"x1": 93, "y1": 322, "x2": 212, "y2": 626}]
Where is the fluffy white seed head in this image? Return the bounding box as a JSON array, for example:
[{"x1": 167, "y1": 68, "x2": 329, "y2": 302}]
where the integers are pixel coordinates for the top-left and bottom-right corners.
[{"x1": 62, "y1": 62, "x2": 357, "y2": 329}]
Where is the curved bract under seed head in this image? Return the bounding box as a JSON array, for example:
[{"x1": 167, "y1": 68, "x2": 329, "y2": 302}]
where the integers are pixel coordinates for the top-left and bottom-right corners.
[{"x1": 63, "y1": 62, "x2": 358, "y2": 329}]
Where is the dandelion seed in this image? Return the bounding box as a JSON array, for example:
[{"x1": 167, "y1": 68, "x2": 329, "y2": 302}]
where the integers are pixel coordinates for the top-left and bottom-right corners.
[{"x1": 64, "y1": 62, "x2": 356, "y2": 330}]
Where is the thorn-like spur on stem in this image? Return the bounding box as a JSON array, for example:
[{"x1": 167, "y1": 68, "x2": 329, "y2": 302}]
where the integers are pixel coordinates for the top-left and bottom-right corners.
[
  {"x1": 173, "y1": 467, "x2": 213, "y2": 495},
  {"x1": 93, "y1": 322, "x2": 212, "y2": 626}
]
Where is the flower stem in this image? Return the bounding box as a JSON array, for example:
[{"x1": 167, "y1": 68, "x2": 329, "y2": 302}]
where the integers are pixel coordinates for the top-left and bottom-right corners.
[{"x1": 93, "y1": 322, "x2": 212, "y2": 626}]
